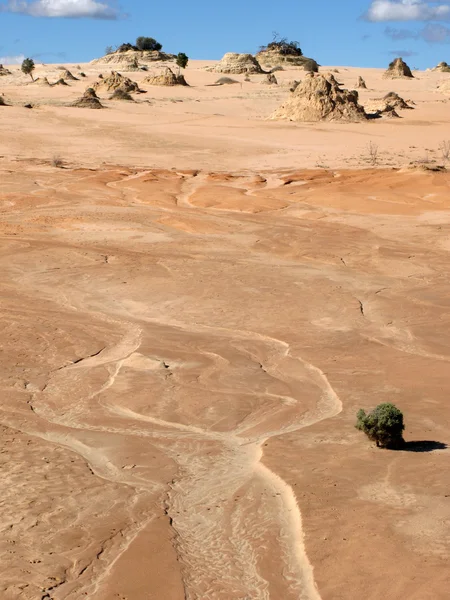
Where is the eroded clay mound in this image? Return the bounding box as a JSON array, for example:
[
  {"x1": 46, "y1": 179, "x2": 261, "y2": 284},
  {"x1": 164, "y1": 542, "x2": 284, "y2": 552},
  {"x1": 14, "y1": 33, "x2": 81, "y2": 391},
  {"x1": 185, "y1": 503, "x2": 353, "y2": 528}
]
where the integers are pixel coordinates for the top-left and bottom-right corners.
[
  {"x1": 91, "y1": 49, "x2": 175, "y2": 67},
  {"x1": 365, "y1": 92, "x2": 414, "y2": 117},
  {"x1": 33, "y1": 77, "x2": 51, "y2": 86},
  {"x1": 61, "y1": 69, "x2": 79, "y2": 81},
  {"x1": 432, "y1": 61, "x2": 450, "y2": 73},
  {"x1": 72, "y1": 88, "x2": 104, "y2": 109},
  {"x1": 261, "y1": 73, "x2": 278, "y2": 85},
  {"x1": 356, "y1": 76, "x2": 367, "y2": 89},
  {"x1": 256, "y1": 50, "x2": 319, "y2": 72},
  {"x1": 383, "y1": 58, "x2": 414, "y2": 79},
  {"x1": 383, "y1": 92, "x2": 414, "y2": 110},
  {"x1": 143, "y1": 67, "x2": 188, "y2": 86},
  {"x1": 207, "y1": 53, "x2": 264, "y2": 75},
  {"x1": 92, "y1": 71, "x2": 140, "y2": 93},
  {"x1": 272, "y1": 72, "x2": 368, "y2": 122},
  {"x1": 0, "y1": 64, "x2": 12, "y2": 76},
  {"x1": 110, "y1": 89, "x2": 135, "y2": 101}
]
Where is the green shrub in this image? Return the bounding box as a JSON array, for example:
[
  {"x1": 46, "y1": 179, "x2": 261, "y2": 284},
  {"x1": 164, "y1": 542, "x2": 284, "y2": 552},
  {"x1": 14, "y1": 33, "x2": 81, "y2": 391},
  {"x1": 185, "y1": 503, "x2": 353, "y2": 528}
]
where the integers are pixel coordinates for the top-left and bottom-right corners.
[
  {"x1": 356, "y1": 403, "x2": 405, "y2": 448},
  {"x1": 136, "y1": 37, "x2": 162, "y2": 51},
  {"x1": 21, "y1": 57, "x2": 35, "y2": 81},
  {"x1": 176, "y1": 52, "x2": 189, "y2": 70},
  {"x1": 116, "y1": 42, "x2": 137, "y2": 52}
]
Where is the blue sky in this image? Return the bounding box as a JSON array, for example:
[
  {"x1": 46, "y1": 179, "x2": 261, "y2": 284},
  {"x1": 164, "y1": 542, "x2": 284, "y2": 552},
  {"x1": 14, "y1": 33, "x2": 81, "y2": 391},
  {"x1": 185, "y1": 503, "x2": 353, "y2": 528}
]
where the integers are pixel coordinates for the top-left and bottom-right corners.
[{"x1": 1, "y1": 1, "x2": 450, "y2": 68}]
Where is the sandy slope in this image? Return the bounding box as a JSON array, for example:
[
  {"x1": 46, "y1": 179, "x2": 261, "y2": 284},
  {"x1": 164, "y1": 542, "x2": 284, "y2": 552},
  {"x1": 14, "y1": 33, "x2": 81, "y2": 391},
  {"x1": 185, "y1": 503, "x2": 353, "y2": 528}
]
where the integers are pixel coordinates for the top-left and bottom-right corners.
[{"x1": 0, "y1": 59, "x2": 450, "y2": 599}]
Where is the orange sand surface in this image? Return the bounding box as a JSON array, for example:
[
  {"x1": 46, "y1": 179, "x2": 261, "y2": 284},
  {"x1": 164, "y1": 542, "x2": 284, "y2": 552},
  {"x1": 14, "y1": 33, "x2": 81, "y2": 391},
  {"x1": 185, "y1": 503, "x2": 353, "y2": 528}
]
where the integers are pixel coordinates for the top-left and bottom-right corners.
[{"x1": 0, "y1": 60, "x2": 449, "y2": 599}]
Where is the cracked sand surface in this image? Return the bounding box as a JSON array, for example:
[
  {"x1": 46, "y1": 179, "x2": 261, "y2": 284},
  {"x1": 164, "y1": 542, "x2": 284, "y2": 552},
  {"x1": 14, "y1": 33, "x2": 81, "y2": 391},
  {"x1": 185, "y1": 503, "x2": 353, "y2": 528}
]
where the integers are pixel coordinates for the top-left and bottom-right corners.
[{"x1": 0, "y1": 164, "x2": 449, "y2": 599}]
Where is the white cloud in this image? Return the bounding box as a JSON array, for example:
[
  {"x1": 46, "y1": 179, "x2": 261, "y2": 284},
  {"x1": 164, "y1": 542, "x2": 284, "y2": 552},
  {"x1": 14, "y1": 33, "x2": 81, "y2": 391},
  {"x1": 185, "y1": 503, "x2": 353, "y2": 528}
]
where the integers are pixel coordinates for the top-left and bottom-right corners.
[
  {"x1": 421, "y1": 22, "x2": 450, "y2": 39},
  {"x1": 2, "y1": 0, "x2": 118, "y2": 19},
  {"x1": 366, "y1": 1, "x2": 450, "y2": 21},
  {"x1": 385, "y1": 22, "x2": 450, "y2": 40},
  {"x1": 0, "y1": 53, "x2": 25, "y2": 64},
  {"x1": 387, "y1": 49, "x2": 418, "y2": 55}
]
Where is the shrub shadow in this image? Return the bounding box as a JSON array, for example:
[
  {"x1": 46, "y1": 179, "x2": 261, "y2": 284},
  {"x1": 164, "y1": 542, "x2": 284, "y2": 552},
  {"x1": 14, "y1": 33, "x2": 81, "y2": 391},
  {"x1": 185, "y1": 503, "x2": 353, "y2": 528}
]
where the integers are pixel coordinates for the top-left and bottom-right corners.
[{"x1": 395, "y1": 440, "x2": 447, "y2": 453}]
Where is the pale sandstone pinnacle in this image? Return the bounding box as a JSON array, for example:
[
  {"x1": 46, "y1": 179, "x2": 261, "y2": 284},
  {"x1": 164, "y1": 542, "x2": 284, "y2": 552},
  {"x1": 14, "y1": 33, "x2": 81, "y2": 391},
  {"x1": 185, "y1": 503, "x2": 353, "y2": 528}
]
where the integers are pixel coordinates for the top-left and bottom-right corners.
[
  {"x1": 207, "y1": 53, "x2": 264, "y2": 75},
  {"x1": 383, "y1": 57, "x2": 414, "y2": 79},
  {"x1": 143, "y1": 67, "x2": 188, "y2": 86},
  {"x1": 356, "y1": 75, "x2": 367, "y2": 89},
  {"x1": 33, "y1": 77, "x2": 51, "y2": 86},
  {"x1": 62, "y1": 69, "x2": 78, "y2": 81},
  {"x1": 72, "y1": 87, "x2": 104, "y2": 109},
  {"x1": 272, "y1": 72, "x2": 368, "y2": 122},
  {"x1": 92, "y1": 71, "x2": 141, "y2": 93}
]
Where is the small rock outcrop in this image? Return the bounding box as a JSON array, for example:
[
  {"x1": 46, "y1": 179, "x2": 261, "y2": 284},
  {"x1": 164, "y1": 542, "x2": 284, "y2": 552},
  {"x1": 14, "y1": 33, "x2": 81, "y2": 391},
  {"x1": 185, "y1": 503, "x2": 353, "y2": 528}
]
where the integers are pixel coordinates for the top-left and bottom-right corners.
[
  {"x1": 72, "y1": 88, "x2": 104, "y2": 109},
  {"x1": 0, "y1": 64, "x2": 12, "y2": 76},
  {"x1": 272, "y1": 72, "x2": 368, "y2": 122},
  {"x1": 432, "y1": 61, "x2": 450, "y2": 73},
  {"x1": 53, "y1": 78, "x2": 68, "y2": 86},
  {"x1": 92, "y1": 71, "x2": 141, "y2": 93},
  {"x1": 365, "y1": 91, "x2": 414, "y2": 117},
  {"x1": 261, "y1": 73, "x2": 278, "y2": 85},
  {"x1": 110, "y1": 89, "x2": 135, "y2": 101},
  {"x1": 0, "y1": 95, "x2": 7, "y2": 106},
  {"x1": 356, "y1": 76, "x2": 367, "y2": 89},
  {"x1": 62, "y1": 69, "x2": 78, "y2": 81},
  {"x1": 143, "y1": 67, "x2": 188, "y2": 86},
  {"x1": 383, "y1": 57, "x2": 414, "y2": 79},
  {"x1": 91, "y1": 49, "x2": 175, "y2": 67},
  {"x1": 382, "y1": 92, "x2": 414, "y2": 110},
  {"x1": 256, "y1": 50, "x2": 319, "y2": 72},
  {"x1": 33, "y1": 77, "x2": 51, "y2": 86},
  {"x1": 207, "y1": 53, "x2": 264, "y2": 74},
  {"x1": 374, "y1": 105, "x2": 400, "y2": 119}
]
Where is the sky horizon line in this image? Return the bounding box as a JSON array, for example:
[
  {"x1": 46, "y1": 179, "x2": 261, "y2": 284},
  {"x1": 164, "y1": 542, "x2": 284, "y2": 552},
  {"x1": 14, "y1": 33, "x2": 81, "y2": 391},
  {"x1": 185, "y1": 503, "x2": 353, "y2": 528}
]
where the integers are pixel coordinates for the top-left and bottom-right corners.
[{"x1": 1, "y1": 1, "x2": 450, "y2": 69}]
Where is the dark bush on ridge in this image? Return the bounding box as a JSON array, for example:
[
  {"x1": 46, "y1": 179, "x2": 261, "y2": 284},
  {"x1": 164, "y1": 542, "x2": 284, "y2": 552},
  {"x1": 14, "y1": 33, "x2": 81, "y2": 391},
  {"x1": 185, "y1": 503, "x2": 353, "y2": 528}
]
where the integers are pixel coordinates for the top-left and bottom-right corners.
[
  {"x1": 116, "y1": 43, "x2": 138, "y2": 53},
  {"x1": 136, "y1": 37, "x2": 163, "y2": 51},
  {"x1": 259, "y1": 34, "x2": 303, "y2": 57}
]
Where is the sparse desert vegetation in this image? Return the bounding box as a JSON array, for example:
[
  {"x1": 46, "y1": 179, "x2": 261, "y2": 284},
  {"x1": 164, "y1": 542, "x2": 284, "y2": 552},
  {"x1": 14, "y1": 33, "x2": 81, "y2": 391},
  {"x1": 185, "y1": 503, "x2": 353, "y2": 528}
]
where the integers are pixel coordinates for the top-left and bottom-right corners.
[
  {"x1": 356, "y1": 403, "x2": 405, "y2": 448},
  {"x1": 21, "y1": 57, "x2": 35, "y2": 81}
]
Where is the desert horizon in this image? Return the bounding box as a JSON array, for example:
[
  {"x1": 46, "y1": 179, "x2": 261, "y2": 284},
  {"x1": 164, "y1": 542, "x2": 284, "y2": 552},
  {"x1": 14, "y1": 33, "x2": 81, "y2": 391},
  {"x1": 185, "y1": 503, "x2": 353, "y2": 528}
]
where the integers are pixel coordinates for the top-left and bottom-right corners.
[{"x1": 1, "y1": 26, "x2": 450, "y2": 600}]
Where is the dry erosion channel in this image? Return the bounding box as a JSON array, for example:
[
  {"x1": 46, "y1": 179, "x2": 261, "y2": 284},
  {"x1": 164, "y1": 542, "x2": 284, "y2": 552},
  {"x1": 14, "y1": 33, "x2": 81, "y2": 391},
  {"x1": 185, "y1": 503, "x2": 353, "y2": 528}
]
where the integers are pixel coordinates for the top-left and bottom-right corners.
[{"x1": 1, "y1": 54, "x2": 450, "y2": 600}]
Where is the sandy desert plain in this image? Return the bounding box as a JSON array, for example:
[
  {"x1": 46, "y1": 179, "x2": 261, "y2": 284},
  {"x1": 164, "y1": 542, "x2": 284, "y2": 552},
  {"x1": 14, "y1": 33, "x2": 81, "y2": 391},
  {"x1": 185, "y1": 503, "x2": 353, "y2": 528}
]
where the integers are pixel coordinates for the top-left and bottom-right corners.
[{"x1": 0, "y1": 54, "x2": 450, "y2": 600}]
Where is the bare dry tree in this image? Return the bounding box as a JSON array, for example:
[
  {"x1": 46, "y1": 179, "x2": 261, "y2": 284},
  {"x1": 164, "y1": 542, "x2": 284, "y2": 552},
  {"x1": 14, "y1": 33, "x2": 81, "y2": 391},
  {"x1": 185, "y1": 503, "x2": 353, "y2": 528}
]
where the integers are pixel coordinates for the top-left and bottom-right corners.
[
  {"x1": 438, "y1": 140, "x2": 450, "y2": 162},
  {"x1": 367, "y1": 141, "x2": 379, "y2": 166},
  {"x1": 51, "y1": 155, "x2": 64, "y2": 168}
]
